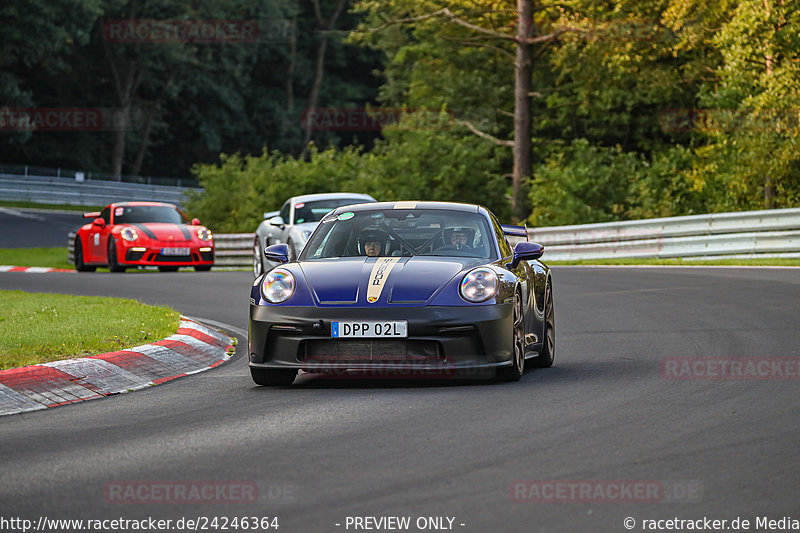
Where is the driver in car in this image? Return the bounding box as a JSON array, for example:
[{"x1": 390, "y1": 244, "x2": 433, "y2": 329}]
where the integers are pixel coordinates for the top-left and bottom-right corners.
[{"x1": 358, "y1": 227, "x2": 389, "y2": 257}]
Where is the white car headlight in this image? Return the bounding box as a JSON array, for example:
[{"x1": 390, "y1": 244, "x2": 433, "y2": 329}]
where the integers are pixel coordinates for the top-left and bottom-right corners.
[
  {"x1": 120, "y1": 227, "x2": 138, "y2": 242},
  {"x1": 459, "y1": 267, "x2": 498, "y2": 303},
  {"x1": 261, "y1": 268, "x2": 296, "y2": 303},
  {"x1": 197, "y1": 228, "x2": 213, "y2": 241}
]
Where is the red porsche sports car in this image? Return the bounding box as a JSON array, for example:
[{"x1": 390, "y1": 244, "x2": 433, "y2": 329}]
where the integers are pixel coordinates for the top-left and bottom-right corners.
[{"x1": 73, "y1": 201, "x2": 214, "y2": 272}]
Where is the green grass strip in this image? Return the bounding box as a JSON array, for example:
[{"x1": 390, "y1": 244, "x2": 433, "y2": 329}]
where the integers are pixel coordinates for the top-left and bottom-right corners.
[
  {"x1": 0, "y1": 247, "x2": 218, "y2": 271},
  {"x1": 0, "y1": 289, "x2": 180, "y2": 370},
  {"x1": 0, "y1": 247, "x2": 72, "y2": 269},
  {"x1": 0, "y1": 200, "x2": 104, "y2": 212}
]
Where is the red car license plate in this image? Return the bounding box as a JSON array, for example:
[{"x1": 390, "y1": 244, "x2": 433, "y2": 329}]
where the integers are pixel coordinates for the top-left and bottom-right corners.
[{"x1": 161, "y1": 247, "x2": 190, "y2": 255}]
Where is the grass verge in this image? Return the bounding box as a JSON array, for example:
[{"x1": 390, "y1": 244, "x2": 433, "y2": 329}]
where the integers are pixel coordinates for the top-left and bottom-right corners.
[
  {"x1": 548, "y1": 257, "x2": 800, "y2": 266},
  {"x1": 0, "y1": 247, "x2": 224, "y2": 272},
  {"x1": 0, "y1": 247, "x2": 72, "y2": 269},
  {"x1": 0, "y1": 289, "x2": 180, "y2": 370},
  {"x1": 0, "y1": 200, "x2": 104, "y2": 212}
]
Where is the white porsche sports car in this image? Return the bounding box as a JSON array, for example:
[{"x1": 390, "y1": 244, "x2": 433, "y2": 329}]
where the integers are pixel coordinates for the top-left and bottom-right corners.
[{"x1": 252, "y1": 192, "x2": 376, "y2": 277}]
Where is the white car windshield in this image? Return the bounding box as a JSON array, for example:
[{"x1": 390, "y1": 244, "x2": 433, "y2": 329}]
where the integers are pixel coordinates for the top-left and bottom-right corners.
[
  {"x1": 300, "y1": 208, "x2": 496, "y2": 260},
  {"x1": 293, "y1": 199, "x2": 371, "y2": 224}
]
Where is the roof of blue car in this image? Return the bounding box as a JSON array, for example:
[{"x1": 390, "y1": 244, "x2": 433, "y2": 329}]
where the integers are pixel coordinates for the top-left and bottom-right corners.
[{"x1": 329, "y1": 201, "x2": 482, "y2": 214}]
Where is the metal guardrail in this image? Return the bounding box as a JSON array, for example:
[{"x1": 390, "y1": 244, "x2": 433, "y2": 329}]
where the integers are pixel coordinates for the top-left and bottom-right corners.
[
  {"x1": 529, "y1": 207, "x2": 800, "y2": 260},
  {"x1": 213, "y1": 233, "x2": 253, "y2": 267},
  {"x1": 64, "y1": 208, "x2": 800, "y2": 268},
  {"x1": 0, "y1": 164, "x2": 196, "y2": 187},
  {"x1": 1, "y1": 174, "x2": 195, "y2": 207}
]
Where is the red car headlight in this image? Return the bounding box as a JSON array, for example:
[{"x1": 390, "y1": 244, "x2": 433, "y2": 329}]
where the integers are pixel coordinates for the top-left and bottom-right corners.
[
  {"x1": 120, "y1": 227, "x2": 139, "y2": 242},
  {"x1": 197, "y1": 228, "x2": 213, "y2": 241}
]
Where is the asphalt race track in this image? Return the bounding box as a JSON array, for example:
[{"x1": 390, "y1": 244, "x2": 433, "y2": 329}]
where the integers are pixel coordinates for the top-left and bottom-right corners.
[
  {"x1": 1, "y1": 267, "x2": 798, "y2": 533},
  {"x1": 0, "y1": 207, "x2": 84, "y2": 248}
]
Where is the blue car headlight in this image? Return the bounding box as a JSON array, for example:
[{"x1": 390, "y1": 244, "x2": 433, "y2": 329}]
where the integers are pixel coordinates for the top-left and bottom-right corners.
[
  {"x1": 120, "y1": 227, "x2": 139, "y2": 242},
  {"x1": 261, "y1": 268, "x2": 296, "y2": 303},
  {"x1": 459, "y1": 267, "x2": 498, "y2": 303}
]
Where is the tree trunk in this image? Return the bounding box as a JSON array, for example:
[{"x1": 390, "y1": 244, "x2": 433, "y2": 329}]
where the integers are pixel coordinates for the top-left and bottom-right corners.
[
  {"x1": 763, "y1": 0, "x2": 776, "y2": 209},
  {"x1": 300, "y1": 0, "x2": 348, "y2": 160},
  {"x1": 130, "y1": 67, "x2": 178, "y2": 177},
  {"x1": 286, "y1": 18, "x2": 296, "y2": 112},
  {"x1": 130, "y1": 108, "x2": 152, "y2": 179},
  {"x1": 110, "y1": 108, "x2": 129, "y2": 181},
  {"x1": 301, "y1": 37, "x2": 329, "y2": 159},
  {"x1": 103, "y1": 37, "x2": 141, "y2": 181},
  {"x1": 765, "y1": 176, "x2": 776, "y2": 209},
  {"x1": 512, "y1": 0, "x2": 534, "y2": 221}
]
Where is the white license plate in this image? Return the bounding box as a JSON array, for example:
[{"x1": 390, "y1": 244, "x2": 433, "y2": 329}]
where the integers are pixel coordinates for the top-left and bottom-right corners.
[
  {"x1": 161, "y1": 247, "x2": 190, "y2": 256},
  {"x1": 331, "y1": 320, "x2": 408, "y2": 338}
]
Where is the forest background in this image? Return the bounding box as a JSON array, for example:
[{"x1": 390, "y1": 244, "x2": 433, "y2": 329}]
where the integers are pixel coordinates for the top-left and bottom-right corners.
[{"x1": 2, "y1": 0, "x2": 798, "y2": 229}]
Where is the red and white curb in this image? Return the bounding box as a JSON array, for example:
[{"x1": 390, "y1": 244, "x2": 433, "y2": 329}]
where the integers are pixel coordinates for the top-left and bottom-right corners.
[
  {"x1": 0, "y1": 265, "x2": 74, "y2": 273},
  {"x1": 0, "y1": 316, "x2": 235, "y2": 416}
]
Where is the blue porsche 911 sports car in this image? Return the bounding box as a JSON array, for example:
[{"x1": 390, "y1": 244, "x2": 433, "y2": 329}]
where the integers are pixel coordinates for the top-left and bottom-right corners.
[{"x1": 248, "y1": 201, "x2": 555, "y2": 386}]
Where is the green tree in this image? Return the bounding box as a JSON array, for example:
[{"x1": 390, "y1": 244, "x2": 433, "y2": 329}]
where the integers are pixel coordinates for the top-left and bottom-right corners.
[
  {"x1": 352, "y1": 0, "x2": 581, "y2": 220},
  {"x1": 188, "y1": 112, "x2": 510, "y2": 232},
  {"x1": 0, "y1": 0, "x2": 383, "y2": 179},
  {"x1": 0, "y1": 0, "x2": 102, "y2": 106},
  {"x1": 687, "y1": 0, "x2": 800, "y2": 209}
]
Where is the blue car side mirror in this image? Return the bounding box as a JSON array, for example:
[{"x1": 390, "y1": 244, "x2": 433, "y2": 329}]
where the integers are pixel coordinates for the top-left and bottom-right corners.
[
  {"x1": 264, "y1": 243, "x2": 290, "y2": 264},
  {"x1": 507, "y1": 241, "x2": 544, "y2": 269}
]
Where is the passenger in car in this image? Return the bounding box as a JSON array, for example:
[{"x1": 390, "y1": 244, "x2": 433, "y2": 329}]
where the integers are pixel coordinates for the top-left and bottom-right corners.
[{"x1": 446, "y1": 227, "x2": 474, "y2": 250}]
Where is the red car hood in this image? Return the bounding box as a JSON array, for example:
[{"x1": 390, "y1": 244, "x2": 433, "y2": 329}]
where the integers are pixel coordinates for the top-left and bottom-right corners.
[{"x1": 125, "y1": 223, "x2": 196, "y2": 242}]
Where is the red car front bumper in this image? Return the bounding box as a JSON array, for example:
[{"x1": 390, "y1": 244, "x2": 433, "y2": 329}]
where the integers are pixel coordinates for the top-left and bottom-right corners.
[{"x1": 117, "y1": 241, "x2": 215, "y2": 267}]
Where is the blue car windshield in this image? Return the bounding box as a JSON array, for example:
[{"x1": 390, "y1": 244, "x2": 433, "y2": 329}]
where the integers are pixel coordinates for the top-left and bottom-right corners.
[
  {"x1": 300, "y1": 209, "x2": 496, "y2": 260},
  {"x1": 114, "y1": 205, "x2": 187, "y2": 224}
]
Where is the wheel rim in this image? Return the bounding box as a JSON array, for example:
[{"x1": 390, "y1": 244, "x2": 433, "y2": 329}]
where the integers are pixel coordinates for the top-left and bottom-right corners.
[
  {"x1": 253, "y1": 241, "x2": 262, "y2": 277},
  {"x1": 513, "y1": 292, "x2": 525, "y2": 373},
  {"x1": 545, "y1": 284, "x2": 555, "y2": 359}
]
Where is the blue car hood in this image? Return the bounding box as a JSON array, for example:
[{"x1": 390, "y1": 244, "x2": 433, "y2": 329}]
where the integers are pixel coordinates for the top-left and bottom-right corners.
[{"x1": 298, "y1": 256, "x2": 482, "y2": 305}]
